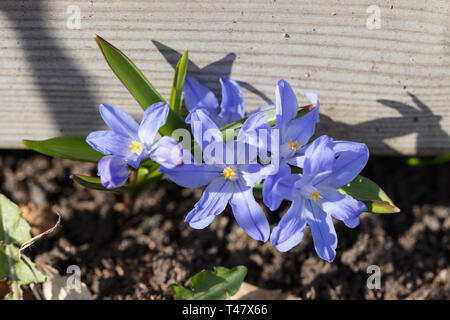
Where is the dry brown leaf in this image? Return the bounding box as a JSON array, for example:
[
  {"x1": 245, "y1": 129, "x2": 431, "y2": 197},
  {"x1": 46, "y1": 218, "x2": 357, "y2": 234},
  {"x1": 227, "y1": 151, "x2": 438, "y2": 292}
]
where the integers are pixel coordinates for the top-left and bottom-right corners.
[
  {"x1": 0, "y1": 278, "x2": 10, "y2": 299},
  {"x1": 230, "y1": 282, "x2": 301, "y2": 300},
  {"x1": 20, "y1": 202, "x2": 59, "y2": 236}
]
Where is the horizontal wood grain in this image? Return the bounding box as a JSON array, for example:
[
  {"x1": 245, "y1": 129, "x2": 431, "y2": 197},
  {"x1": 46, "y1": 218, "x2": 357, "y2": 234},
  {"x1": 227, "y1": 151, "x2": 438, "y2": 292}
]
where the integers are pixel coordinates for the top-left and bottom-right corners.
[{"x1": 0, "y1": 0, "x2": 448, "y2": 155}]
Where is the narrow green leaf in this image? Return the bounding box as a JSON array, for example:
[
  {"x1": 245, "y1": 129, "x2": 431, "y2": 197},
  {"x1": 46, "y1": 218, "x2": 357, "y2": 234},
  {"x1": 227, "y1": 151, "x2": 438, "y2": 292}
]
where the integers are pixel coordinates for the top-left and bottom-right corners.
[
  {"x1": 169, "y1": 265, "x2": 247, "y2": 300},
  {"x1": 23, "y1": 137, "x2": 103, "y2": 163},
  {"x1": 364, "y1": 200, "x2": 400, "y2": 214},
  {"x1": 169, "y1": 49, "x2": 188, "y2": 114},
  {"x1": 94, "y1": 35, "x2": 187, "y2": 136},
  {"x1": 338, "y1": 176, "x2": 400, "y2": 214},
  {"x1": 95, "y1": 35, "x2": 164, "y2": 108},
  {"x1": 72, "y1": 164, "x2": 161, "y2": 196},
  {"x1": 71, "y1": 174, "x2": 130, "y2": 193}
]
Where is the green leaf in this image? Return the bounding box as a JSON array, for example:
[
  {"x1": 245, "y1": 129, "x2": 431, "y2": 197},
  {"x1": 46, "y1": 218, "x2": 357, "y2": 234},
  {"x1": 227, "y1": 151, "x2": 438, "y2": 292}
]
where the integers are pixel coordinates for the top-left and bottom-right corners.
[
  {"x1": 95, "y1": 35, "x2": 164, "y2": 109},
  {"x1": 94, "y1": 35, "x2": 187, "y2": 136},
  {"x1": 220, "y1": 104, "x2": 314, "y2": 140},
  {"x1": 72, "y1": 162, "x2": 162, "y2": 196},
  {"x1": 404, "y1": 152, "x2": 450, "y2": 166},
  {"x1": 169, "y1": 265, "x2": 247, "y2": 300},
  {"x1": 0, "y1": 194, "x2": 46, "y2": 300},
  {"x1": 0, "y1": 194, "x2": 31, "y2": 245},
  {"x1": 71, "y1": 174, "x2": 130, "y2": 193},
  {"x1": 169, "y1": 50, "x2": 188, "y2": 114},
  {"x1": 23, "y1": 137, "x2": 103, "y2": 163},
  {"x1": 338, "y1": 176, "x2": 400, "y2": 214}
]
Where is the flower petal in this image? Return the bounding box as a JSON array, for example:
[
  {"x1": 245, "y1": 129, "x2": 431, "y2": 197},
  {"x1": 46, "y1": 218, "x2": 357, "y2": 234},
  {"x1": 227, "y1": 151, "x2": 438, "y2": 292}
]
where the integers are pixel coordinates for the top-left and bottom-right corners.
[
  {"x1": 160, "y1": 163, "x2": 222, "y2": 188},
  {"x1": 97, "y1": 156, "x2": 130, "y2": 189},
  {"x1": 319, "y1": 187, "x2": 366, "y2": 228},
  {"x1": 138, "y1": 102, "x2": 169, "y2": 147},
  {"x1": 189, "y1": 109, "x2": 223, "y2": 151},
  {"x1": 284, "y1": 102, "x2": 319, "y2": 146},
  {"x1": 332, "y1": 141, "x2": 370, "y2": 187},
  {"x1": 303, "y1": 135, "x2": 335, "y2": 177},
  {"x1": 86, "y1": 130, "x2": 131, "y2": 157},
  {"x1": 149, "y1": 136, "x2": 184, "y2": 169},
  {"x1": 270, "y1": 199, "x2": 307, "y2": 252},
  {"x1": 237, "y1": 112, "x2": 271, "y2": 152},
  {"x1": 275, "y1": 80, "x2": 298, "y2": 138},
  {"x1": 315, "y1": 140, "x2": 369, "y2": 189},
  {"x1": 240, "y1": 163, "x2": 274, "y2": 187},
  {"x1": 286, "y1": 154, "x2": 305, "y2": 168},
  {"x1": 99, "y1": 104, "x2": 139, "y2": 138},
  {"x1": 305, "y1": 200, "x2": 337, "y2": 262},
  {"x1": 183, "y1": 76, "x2": 219, "y2": 113},
  {"x1": 229, "y1": 180, "x2": 270, "y2": 242},
  {"x1": 185, "y1": 107, "x2": 217, "y2": 124},
  {"x1": 185, "y1": 177, "x2": 233, "y2": 229},
  {"x1": 263, "y1": 161, "x2": 291, "y2": 211},
  {"x1": 272, "y1": 173, "x2": 302, "y2": 201},
  {"x1": 305, "y1": 92, "x2": 320, "y2": 109},
  {"x1": 216, "y1": 78, "x2": 245, "y2": 126}
]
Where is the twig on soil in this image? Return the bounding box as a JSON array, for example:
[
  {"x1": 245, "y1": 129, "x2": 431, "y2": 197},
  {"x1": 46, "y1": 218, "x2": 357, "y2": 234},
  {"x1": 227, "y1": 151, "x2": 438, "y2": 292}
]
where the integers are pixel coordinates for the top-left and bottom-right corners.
[
  {"x1": 18, "y1": 210, "x2": 61, "y2": 300},
  {"x1": 19, "y1": 211, "x2": 61, "y2": 257}
]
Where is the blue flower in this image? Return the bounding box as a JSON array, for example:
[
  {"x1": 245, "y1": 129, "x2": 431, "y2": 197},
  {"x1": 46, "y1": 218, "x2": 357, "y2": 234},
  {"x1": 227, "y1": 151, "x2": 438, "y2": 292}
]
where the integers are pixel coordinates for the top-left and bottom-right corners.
[
  {"x1": 183, "y1": 77, "x2": 245, "y2": 127},
  {"x1": 87, "y1": 102, "x2": 183, "y2": 188},
  {"x1": 263, "y1": 80, "x2": 320, "y2": 211},
  {"x1": 161, "y1": 109, "x2": 272, "y2": 242},
  {"x1": 270, "y1": 135, "x2": 369, "y2": 262},
  {"x1": 97, "y1": 155, "x2": 130, "y2": 189}
]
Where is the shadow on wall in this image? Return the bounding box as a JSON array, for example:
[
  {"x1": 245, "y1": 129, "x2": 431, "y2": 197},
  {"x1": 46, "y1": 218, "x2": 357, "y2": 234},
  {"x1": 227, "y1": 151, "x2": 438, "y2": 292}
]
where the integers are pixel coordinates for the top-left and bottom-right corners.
[
  {"x1": 318, "y1": 92, "x2": 450, "y2": 155},
  {"x1": 2, "y1": 0, "x2": 447, "y2": 156},
  {"x1": 0, "y1": 0, "x2": 100, "y2": 136},
  {"x1": 153, "y1": 41, "x2": 449, "y2": 155},
  {"x1": 152, "y1": 40, "x2": 274, "y2": 105}
]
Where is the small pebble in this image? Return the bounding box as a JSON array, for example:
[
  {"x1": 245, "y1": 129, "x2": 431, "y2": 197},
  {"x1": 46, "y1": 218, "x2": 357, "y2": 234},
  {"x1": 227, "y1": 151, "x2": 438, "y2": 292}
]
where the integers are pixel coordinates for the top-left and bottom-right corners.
[{"x1": 115, "y1": 265, "x2": 125, "y2": 277}]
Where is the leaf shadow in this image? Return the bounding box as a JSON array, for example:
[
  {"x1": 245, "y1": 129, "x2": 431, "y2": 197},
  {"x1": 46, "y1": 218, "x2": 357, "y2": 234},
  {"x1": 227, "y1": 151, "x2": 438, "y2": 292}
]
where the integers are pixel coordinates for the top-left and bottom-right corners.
[
  {"x1": 317, "y1": 92, "x2": 450, "y2": 155},
  {"x1": 152, "y1": 40, "x2": 274, "y2": 105}
]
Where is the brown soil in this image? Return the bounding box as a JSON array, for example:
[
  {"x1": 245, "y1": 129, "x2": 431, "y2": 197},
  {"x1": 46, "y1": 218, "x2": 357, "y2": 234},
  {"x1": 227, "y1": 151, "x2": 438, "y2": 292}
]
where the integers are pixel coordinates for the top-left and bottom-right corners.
[{"x1": 0, "y1": 150, "x2": 448, "y2": 299}]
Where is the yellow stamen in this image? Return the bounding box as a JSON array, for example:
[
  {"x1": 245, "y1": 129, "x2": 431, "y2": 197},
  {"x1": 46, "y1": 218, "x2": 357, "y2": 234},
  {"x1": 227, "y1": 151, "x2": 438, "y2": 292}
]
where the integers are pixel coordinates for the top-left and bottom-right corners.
[
  {"x1": 289, "y1": 140, "x2": 299, "y2": 151},
  {"x1": 129, "y1": 140, "x2": 142, "y2": 153},
  {"x1": 310, "y1": 191, "x2": 323, "y2": 201},
  {"x1": 222, "y1": 167, "x2": 235, "y2": 180}
]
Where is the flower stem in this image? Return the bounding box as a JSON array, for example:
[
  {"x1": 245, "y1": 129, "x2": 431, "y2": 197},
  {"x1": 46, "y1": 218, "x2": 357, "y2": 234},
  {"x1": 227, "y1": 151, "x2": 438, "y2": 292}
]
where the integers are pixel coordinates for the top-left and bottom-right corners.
[{"x1": 123, "y1": 168, "x2": 138, "y2": 218}]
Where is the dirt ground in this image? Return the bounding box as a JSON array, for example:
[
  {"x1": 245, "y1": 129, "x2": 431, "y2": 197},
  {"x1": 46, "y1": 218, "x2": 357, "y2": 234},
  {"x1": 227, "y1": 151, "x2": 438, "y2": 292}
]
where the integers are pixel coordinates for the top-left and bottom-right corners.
[{"x1": 0, "y1": 150, "x2": 448, "y2": 300}]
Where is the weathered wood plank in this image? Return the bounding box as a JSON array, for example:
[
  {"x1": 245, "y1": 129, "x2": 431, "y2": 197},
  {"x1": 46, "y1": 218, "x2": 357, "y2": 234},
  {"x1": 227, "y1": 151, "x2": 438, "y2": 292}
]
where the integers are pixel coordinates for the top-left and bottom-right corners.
[{"x1": 0, "y1": 0, "x2": 449, "y2": 154}]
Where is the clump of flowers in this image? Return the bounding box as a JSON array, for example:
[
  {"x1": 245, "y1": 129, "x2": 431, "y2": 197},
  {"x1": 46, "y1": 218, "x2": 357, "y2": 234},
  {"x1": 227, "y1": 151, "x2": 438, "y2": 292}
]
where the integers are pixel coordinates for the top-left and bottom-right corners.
[
  {"x1": 160, "y1": 79, "x2": 369, "y2": 262},
  {"x1": 24, "y1": 36, "x2": 398, "y2": 264}
]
